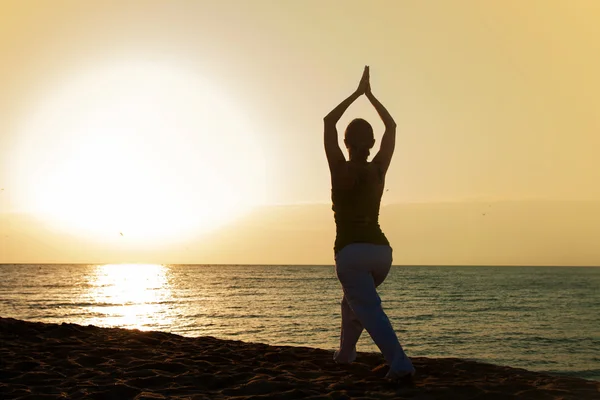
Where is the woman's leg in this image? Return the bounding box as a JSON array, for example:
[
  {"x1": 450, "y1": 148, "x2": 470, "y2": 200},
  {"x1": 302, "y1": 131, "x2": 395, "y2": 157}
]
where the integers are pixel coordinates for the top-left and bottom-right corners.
[
  {"x1": 334, "y1": 295, "x2": 364, "y2": 363},
  {"x1": 370, "y1": 245, "x2": 415, "y2": 376},
  {"x1": 335, "y1": 244, "x2": 414, "y2": 375}
]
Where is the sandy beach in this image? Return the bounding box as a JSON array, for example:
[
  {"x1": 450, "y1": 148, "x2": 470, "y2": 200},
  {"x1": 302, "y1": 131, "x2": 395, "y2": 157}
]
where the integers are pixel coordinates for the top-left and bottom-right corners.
[{"x1": 0, "y1": 318, "x2": 597, "y2": 399}]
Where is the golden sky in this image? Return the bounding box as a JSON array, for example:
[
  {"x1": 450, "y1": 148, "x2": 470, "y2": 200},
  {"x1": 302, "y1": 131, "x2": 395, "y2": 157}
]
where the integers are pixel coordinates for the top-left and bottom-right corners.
[{"x1": 1, "y1": 1, "x2": 600, "y2": 265}]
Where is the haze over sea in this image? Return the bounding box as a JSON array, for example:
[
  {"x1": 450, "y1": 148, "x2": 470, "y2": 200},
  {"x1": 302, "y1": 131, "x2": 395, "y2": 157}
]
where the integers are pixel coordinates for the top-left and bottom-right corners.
[{"x1": 1, "y1": 264, "x2": 598, "y2": 382}]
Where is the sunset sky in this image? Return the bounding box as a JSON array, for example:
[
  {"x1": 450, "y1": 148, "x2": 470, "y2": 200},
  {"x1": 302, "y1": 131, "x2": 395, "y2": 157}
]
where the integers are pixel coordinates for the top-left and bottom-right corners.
[{"x1": 1, "y1": 1, "x2": 600, "y2": 265}]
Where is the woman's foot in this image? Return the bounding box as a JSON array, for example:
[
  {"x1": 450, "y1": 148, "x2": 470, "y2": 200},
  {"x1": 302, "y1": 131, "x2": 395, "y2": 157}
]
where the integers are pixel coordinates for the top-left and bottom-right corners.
[
  {"x1": 385, "y1": 368, "x2": 416, "y2": 384},
  {"x1": 333, "y1": 348, "x2": 357, "y2": 364}
]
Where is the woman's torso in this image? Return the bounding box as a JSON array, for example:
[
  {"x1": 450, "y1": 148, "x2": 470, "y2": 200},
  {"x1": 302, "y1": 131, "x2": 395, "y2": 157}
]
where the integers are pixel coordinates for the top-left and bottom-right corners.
[{"x1": 330, "y1": 161, "x2": 389, "y2": 254}]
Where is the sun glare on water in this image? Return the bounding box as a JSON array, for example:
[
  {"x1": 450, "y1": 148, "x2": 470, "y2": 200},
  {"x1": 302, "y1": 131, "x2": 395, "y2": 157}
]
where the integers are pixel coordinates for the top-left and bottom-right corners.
[
  {"x1": 10, "y1": 61, "x2": 266, "y2": 244},
  {"x1": 84, "y1": 264, "x2": 174, "y2": 331}
]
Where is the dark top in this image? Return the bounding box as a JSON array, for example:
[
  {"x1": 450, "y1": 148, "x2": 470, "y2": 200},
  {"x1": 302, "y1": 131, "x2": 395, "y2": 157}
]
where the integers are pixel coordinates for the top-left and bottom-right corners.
[{"x1": 331, "y1": 161, "x2": 390, "y2": 254}]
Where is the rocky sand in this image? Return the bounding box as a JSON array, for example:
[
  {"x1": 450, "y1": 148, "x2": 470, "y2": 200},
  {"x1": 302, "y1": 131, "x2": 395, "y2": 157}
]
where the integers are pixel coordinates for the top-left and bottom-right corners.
[{"x1": 0, "y1": 318, "x2": 598, "y2": 399}]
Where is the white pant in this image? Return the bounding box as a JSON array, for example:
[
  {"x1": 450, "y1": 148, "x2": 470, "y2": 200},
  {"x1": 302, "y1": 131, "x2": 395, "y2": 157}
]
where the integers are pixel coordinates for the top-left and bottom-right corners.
[{"x1": 334, "y1": 243, "x2": 414, "y2": 374}]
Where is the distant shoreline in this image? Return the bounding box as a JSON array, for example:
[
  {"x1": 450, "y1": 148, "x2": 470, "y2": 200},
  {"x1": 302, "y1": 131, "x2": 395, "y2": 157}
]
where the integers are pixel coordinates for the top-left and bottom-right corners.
[{"x1": 1, "y1": 263, "x2": 599, "y2": 267}]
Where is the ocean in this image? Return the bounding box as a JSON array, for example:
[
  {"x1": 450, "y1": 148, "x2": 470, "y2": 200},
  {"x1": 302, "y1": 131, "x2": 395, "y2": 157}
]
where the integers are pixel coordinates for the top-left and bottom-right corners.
[{"x1": 0, "y1": 264, "x2": 598, "y2": 381}]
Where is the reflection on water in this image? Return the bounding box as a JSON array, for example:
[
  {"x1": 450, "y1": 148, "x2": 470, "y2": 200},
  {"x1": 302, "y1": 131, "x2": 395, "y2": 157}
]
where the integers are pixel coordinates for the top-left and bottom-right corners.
[{"x1": 83, "y1": 264, "x2": 174, "y2": 331}]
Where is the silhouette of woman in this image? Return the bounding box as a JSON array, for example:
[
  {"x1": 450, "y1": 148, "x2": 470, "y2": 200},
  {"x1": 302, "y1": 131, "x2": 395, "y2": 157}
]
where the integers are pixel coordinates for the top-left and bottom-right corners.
[{"x1": 324, "y1": 66, "x2": 415, "y2": 380}]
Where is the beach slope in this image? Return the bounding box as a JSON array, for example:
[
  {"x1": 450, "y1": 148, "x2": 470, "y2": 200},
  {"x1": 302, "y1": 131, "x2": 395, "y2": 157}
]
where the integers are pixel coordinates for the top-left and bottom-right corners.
[{"x1": 0, "y1": 318, "x2": 597, "y2": 399}]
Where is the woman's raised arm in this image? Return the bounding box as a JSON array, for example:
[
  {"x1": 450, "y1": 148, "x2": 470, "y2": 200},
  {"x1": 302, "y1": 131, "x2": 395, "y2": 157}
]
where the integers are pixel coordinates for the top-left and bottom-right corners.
[
  {"x1": 324, "y1": 66, "x2": 369, "y2": 170},
  {"x1": 368, "y1": 76, "x2": 397, "y2": 174}
]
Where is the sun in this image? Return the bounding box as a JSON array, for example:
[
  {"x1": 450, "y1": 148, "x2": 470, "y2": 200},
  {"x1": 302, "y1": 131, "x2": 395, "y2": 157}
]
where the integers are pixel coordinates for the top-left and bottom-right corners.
[{"x1": 10, "y1": 61, "x2": 266, "y2": 244}]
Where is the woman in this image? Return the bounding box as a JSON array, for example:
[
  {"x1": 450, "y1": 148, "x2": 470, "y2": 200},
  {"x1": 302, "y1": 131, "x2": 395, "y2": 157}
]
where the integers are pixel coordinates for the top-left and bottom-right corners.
[{"x1": 324, "y1": 66, "x2": 415, "y2": 381}]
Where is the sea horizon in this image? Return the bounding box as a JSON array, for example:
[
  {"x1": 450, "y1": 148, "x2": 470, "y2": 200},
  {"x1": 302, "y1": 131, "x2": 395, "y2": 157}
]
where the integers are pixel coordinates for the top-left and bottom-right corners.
[{"x1": 2, "y1": 263, "x2": 599, "y2": 267}]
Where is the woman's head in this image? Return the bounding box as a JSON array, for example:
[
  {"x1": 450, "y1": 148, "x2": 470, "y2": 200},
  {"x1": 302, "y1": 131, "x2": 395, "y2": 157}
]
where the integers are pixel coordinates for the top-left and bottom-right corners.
[{"x1": 344, "y1": 118, "x2": 375, "y2": 161}]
